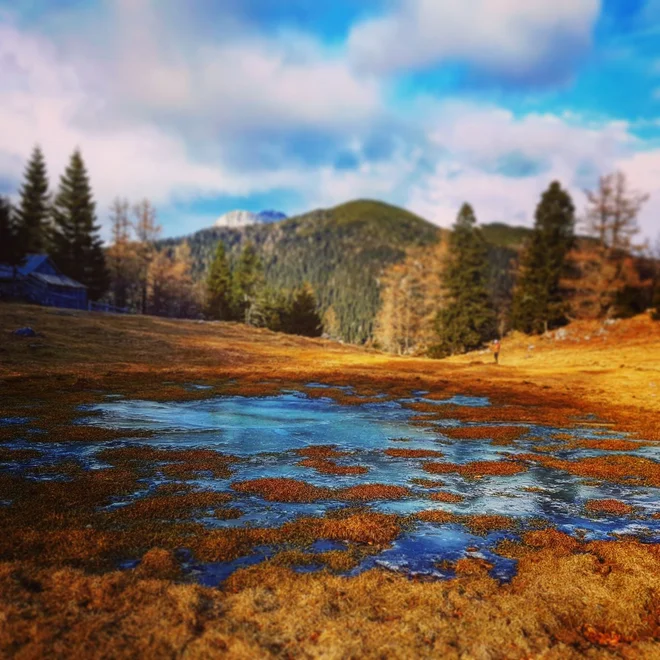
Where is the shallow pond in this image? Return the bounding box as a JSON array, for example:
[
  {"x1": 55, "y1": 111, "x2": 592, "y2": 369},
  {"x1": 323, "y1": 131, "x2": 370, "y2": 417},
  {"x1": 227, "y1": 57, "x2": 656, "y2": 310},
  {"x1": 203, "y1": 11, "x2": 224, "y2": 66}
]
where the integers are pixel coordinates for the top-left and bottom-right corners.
[{"x1": 3, "y1": 384, "x2": 659, "y2": 584}]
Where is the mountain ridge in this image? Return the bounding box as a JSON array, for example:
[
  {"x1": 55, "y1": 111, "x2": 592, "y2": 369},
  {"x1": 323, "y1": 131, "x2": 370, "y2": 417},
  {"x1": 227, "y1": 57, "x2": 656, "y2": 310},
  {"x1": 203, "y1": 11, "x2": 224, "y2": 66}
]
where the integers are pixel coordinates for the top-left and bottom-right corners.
[{"x1": 159, "y1": 199, "x2": 525, "y2": 343}]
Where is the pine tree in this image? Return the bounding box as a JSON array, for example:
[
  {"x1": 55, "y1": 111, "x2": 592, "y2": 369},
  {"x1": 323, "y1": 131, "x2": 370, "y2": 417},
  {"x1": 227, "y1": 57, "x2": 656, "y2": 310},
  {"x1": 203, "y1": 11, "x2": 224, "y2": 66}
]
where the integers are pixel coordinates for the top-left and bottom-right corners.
[
  {"x1": 15, "y1": 145, "x2": 51, "y2": 254},
  {"x1": 511, "y1": 181, "x2": 575, "y2": 334},
  {"x1": 433, "y1": 203, "x2": 496, "y2": 357},
  {"x1": 0, "y1": 197, "x2": 23, "y2": 276},
  {"x1": 51, "y1": 149, "x2": 109, "y2": 300},
  {"x1": 231, "y1": 241, "x2": 265, "y2": 323},
  {"x1": 205, "y1": 240, "x2": 233, "y2": 320},
  {"x1": 285, "y1": 284, "x2": 322, "y2": 337},
  {"x1": 251, "y1": 287, "x2": 289, "y2": 331}
]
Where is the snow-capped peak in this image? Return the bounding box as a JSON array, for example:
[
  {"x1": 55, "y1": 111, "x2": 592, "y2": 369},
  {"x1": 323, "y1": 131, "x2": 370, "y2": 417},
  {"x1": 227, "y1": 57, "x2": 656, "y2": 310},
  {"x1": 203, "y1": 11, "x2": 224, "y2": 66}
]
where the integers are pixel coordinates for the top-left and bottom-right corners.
[{"x1": 214, "y1": 209, "x2": 287, "y2": 228}]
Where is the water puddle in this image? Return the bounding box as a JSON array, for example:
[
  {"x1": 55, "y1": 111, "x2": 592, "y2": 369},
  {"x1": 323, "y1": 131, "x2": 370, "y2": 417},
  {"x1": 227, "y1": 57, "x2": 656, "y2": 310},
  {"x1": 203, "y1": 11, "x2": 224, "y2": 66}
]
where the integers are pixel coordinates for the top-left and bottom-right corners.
[{"x1": 2, "y1": 387, "x2": 659, "y2": 583}]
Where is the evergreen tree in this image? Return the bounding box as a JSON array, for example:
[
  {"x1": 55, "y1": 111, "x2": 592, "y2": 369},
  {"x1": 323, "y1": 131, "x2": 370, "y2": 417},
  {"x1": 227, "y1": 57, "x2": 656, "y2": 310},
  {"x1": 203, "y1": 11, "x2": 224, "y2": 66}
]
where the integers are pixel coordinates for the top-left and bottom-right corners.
[
  {"x1": 0, "y1": 196, "x2": 23, "y2": 276},
  {"x1": 511, "y1": 181, "x2": 575, "y2": 334},
  {"x1": 51, "y1": 149, "x2": 109, "y2": 300},
  {"x1": 251, "y1": 287, "x2": 289, "y2": 331},
  {"x1": 231, "y1": 241, "x2": 265, "y2": 323},
  {"x1": 433, "y1": 203, "x2": 496, "y2": 357},
  {"x1": 205, "y1": 240, "x2": 233, "y2": 320},
  {"x1": 15, "y1": 145, "x2": 51, "y2": 254},
  {"x1": 284, "y1": 284, "x2": 322, "y2": 337}
]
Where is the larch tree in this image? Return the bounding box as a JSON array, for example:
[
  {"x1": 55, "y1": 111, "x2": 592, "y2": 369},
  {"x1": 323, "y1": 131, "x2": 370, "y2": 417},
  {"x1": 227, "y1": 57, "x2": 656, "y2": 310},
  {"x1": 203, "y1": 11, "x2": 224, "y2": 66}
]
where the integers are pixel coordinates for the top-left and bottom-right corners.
[
  {"x1": 375, "y1": 241, "x2": 446, "y2": 354},
  {"x1": 14, "y1": 145, "x2": 51, "y2": 254},
  {"x1": 510, "y1": 181, "x2": 576, "y2": 334},
  {"x1": 433, "y1": 203, "x2": 495, "y2": 357},
  {"x1": 582, "y1": 171, "x2": 649, "y2": 317},
  {"x1": 205, "y1": 240, "x2": 233, "y2": 320},
  {"x1": 106, "y1": 197, "x2": 138, "y2": 310},
  {"x1": 132, "y1": 199, "x2": 162, "y2": 314},
  {"x1": 51, "y1": 149, "x2": 109, "y2": 300}
]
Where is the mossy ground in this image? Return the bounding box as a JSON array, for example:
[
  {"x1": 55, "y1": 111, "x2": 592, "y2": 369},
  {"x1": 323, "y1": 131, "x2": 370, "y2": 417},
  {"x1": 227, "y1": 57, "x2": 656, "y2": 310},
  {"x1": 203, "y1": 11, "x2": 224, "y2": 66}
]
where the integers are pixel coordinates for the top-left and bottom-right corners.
[{"x1": 1, "y1": 303, "x2": 659, "y2": 657}]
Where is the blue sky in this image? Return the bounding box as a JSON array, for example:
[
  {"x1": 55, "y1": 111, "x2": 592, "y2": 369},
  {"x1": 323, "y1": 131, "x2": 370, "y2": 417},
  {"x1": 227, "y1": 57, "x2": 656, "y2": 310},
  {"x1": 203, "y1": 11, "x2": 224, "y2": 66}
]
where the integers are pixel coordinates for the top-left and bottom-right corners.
[{"x1": 0, "y1": 0, "x2": 659, "y2": 240}]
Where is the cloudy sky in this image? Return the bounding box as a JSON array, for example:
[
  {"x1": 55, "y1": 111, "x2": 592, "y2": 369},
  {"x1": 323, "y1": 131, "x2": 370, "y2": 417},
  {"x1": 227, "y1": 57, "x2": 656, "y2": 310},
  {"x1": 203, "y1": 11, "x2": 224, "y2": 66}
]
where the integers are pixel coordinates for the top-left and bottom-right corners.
[{"x1": 1, "y1": 0, "x2": 659, "y2": 240}]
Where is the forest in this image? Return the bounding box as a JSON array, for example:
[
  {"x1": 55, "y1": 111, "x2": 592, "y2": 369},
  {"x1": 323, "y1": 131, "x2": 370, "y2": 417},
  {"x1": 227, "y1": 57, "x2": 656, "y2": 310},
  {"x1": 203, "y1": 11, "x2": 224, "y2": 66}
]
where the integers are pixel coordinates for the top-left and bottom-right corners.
[{"x1": 1, "y1": 145, "x2": 658, "y2": 353}]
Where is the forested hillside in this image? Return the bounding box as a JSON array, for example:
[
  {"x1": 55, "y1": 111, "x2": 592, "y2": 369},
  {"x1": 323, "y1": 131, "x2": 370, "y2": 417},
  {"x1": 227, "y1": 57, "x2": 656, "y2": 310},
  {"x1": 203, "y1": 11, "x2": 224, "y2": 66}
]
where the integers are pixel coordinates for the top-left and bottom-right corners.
[
  {"x1": 159, "y1": 200, "x2": 442, "y2": 343},
  {"x1": 158, "y1": 200, "x2": 528, "y2": 345}
]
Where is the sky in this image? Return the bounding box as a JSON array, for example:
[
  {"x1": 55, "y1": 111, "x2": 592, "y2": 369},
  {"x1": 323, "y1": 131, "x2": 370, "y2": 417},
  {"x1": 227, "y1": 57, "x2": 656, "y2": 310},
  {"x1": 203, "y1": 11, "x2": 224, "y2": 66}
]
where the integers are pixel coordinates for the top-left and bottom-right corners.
[{"x1": 0, "y1": 0, "x2": 659, "y2": 241}]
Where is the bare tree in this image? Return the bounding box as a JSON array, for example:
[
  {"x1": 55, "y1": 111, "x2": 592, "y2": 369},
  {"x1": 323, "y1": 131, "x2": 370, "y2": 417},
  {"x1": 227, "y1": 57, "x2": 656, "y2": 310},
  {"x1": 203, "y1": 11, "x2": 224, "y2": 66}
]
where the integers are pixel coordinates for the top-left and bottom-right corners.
[
  {"x1": 132, "y1": 199, "x2": 162, "y2": 314},
  {"x1": 582, "y1": 171, "x2": 649, "y2": 316},
  {"x1": 107, "y1": 197, "x2": 135, "y2": 309}
]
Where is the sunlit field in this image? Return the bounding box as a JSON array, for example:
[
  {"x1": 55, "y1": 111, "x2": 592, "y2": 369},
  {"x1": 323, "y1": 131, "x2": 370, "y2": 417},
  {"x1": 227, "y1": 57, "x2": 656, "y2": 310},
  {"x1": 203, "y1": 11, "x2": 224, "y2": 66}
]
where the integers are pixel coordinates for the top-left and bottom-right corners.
[{"x1": 1, "y1": 303, "x2": 659, "y2": 657}]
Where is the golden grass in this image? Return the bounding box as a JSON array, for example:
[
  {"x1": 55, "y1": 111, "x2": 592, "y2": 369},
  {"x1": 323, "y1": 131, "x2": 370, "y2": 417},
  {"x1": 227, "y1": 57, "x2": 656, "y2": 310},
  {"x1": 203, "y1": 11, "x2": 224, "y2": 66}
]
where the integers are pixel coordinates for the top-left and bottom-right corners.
[
  {"x1": 516, "y1": 453, "x2": 660, "y2": 487},
  {"x1": 442, "y1": 425, "x2": 526, "y2": 445},
  {"x1": 384, "y1": 448, "x2": 445, "y2": 458},
  {"x1": 429, "y1": 492, "x2": 464, "y2": 503},
  {"x1": 2, "y1": 537, "x2": 659, "y2": 658},
  {"x1": 423, "y1": 460, "x2": 527, "y2": 478},
  {"x1": 1, "y1": 303, "x2": 659, "y2": 656},
  {"x1": 585, "y1": 499, "x2": 635, "y2": 516}
]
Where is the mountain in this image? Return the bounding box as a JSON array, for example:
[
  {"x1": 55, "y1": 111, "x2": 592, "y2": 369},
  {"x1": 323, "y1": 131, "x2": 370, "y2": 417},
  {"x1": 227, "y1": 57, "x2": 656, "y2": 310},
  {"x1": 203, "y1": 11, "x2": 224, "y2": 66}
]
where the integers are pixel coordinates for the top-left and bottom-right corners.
[
  {"x1": 161, "y1": 200, "x2": 441, "y2": 343},
  {"x1": 257, "y1": 210, "x2": 287, "y2": 223},
  {"x1": 214, "y1": 209, "x2": 288, "y2": 229}
]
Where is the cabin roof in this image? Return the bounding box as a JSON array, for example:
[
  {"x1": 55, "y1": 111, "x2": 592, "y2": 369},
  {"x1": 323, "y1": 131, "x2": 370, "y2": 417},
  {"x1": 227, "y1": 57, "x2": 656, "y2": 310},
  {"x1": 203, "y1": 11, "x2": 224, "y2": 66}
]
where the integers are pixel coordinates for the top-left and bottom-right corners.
[{"x1": 0, "y1": 254, "x2": 87, "y2": 289}]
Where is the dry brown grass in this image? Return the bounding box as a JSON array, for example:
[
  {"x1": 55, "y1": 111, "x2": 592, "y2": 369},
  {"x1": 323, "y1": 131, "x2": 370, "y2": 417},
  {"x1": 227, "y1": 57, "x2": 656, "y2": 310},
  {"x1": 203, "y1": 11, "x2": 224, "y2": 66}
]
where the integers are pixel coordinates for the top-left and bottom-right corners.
[
  {"x1": 384, "y1": 448, "x2": 445, "y2": 458},
  {"x1": 585, "y1": 499, "x2": 635, "y2": 516},
  {"x1": 423, "y1": 460, "x2": 527, "y2": 478},
  {"x1": 429, "y1": 492, "x2": 464, "y2": 503},
  {"x1": 2, "y1": 538, "x2": 659, "y2": 658},
  {"x1": 1, "y1": 303, "x2": 659, "y2": 657}
]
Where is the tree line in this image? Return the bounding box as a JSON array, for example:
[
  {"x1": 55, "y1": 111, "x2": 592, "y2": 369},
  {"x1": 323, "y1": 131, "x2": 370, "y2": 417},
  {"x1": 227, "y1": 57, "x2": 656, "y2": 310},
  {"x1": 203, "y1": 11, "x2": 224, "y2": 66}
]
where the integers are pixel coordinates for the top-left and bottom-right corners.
[
  {"x1": 0, "y1": 146, "x2": 108, "y2": 300},
  {"x1": 0, "y1": 145, "x2": 323, "y2": 337},
  {"x1": 377, "y1": 174, "x2": 657, "y2": 357},
  {"x1": 204, "y1": 240, "x2": 322, "y2": 336}
]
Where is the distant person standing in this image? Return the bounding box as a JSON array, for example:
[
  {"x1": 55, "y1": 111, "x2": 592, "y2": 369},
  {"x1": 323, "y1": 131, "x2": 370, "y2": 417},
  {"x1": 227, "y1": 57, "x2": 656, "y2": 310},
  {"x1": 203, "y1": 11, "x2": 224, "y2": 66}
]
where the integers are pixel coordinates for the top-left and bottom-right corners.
[{"x1": 492, "y1": 339, "x2": 501, "y2": 364}]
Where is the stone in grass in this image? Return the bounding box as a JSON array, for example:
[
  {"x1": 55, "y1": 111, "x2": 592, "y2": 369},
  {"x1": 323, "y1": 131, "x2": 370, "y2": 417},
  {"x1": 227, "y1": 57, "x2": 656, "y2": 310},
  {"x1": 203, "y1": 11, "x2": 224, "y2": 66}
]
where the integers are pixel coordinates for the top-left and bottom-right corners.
[{"x1": 13, "y1": 327, "x2": 37, "y2": 337}]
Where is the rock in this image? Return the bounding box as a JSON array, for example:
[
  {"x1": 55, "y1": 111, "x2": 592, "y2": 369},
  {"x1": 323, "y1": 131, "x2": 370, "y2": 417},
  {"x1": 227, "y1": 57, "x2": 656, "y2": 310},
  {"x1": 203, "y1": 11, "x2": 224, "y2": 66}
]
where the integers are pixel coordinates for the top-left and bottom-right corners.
[
  {"x1": 527, "y1": 345, "x2": 535, "y2": 350},
  {"x1": 13, "y1": 327, "x2": 36, "y2": 337},
  {"x1": 555, "y1": 328, "x2": 568, "y2": 341}
]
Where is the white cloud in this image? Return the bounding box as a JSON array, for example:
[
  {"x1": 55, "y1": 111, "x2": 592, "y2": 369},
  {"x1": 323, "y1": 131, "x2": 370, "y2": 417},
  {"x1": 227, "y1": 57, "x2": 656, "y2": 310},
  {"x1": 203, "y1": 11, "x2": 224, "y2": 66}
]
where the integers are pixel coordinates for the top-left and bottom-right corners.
[
  {"x1": 0, "y1": 22, "x2": 315, "y2": 234},
  {"x1": 405, "y1": 103, "x2": 657, "y2": 239},
  {"x1": 348, "y1": 0, "x2": 600, "y2": 80},
  {"x1": 86, "y1": 0, "x2": 382, "y2": 135}
]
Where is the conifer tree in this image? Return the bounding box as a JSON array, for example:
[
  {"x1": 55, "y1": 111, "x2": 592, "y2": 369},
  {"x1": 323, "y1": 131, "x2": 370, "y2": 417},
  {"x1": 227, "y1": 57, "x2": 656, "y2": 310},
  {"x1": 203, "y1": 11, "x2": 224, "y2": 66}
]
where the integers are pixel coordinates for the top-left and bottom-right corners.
[
  {"x1": 285, "y1": 284, "x2": 322, "y2": 337},
  {"x1": 433, "y1": 203, "x2": 496, "y2": 357},
  {"x1": 15, "y1": 145, "x2": 51, "y2": 254},
  {"x1": 205, "y1": 240, "x2": 232, "y2": 320},
  {"x1": 231, "y1": 241, "x2": 265, "y2": 323},
  {"x1": 0, "y1": 196, "x2": 23, "y2": 275},
  {"x1": 510, "y1": 181, "x2": 575, "y2": 334},
  {"x1": 51, "y1": 149, "x2": 109, "y2": 300},
  {"x1": 251, "y1": 287, "x2": 289, "y2": 331}
]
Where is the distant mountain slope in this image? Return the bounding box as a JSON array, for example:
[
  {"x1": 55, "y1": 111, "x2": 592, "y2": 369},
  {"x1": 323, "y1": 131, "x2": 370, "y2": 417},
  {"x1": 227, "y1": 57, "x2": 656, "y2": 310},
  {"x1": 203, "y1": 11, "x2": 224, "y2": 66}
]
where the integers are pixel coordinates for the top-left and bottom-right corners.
[{"x1": 160, "y1": 200, "x2": 441, "y2": 343}]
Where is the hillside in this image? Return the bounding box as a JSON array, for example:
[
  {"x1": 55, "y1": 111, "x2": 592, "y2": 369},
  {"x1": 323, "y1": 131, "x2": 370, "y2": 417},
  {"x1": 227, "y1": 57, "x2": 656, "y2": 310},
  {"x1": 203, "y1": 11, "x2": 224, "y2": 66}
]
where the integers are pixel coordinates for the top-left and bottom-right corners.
[
  {"x1": 161, "y1": 200, "x2": 442, "y2": 343},
  {"x1": 161, "y1": 200, "x2": 528, "y2": 344}
]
